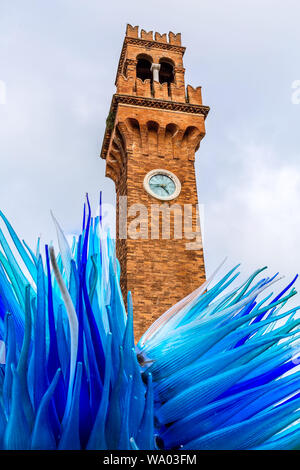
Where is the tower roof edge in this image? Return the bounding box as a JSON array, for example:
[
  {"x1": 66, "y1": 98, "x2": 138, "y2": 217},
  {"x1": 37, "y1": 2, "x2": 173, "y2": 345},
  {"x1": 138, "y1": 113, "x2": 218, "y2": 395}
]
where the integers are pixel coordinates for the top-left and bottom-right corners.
[{"x1": 125, "y1": 23, "x2": 182, "y2": 46}]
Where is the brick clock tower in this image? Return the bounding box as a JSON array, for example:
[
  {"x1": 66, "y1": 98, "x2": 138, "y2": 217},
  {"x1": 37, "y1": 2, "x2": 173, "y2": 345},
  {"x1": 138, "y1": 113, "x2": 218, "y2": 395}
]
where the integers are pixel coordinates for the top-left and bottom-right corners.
[{"x1": 100, "y1": 24, "x2": 210, "y2": 339}]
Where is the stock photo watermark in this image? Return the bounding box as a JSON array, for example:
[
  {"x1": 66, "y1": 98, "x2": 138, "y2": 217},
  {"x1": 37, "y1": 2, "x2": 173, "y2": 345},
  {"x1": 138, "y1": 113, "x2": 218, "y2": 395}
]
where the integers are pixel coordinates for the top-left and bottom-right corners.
[
  {"x1": 100, "y1": 197, "x2": 205, "y2": 250},
  {"x1": 291, "y1": 80, "x2": 300, "y2": 104},
  {"x1": 0, "y1": 80, "x2": 6, "y2": 105}
]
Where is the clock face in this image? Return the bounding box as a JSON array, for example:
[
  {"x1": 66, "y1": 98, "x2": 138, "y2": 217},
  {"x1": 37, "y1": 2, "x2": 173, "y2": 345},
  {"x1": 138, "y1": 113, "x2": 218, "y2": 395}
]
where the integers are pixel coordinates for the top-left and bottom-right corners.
[
  {"x1": 143, "y1": 169, "x2": 181, "y2": 201},
  {"x1": 149, "y1": 173, "x2": 176, "y2": 198}
]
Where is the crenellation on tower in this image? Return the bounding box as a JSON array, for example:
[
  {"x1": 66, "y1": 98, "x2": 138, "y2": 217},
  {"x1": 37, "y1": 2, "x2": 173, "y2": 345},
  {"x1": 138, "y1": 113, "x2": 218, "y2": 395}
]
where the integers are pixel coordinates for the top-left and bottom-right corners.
[
  {"x1": 186, "y1": 85, "x2": 203, "y2": 105},
  {"x1": 135, "y1": 78, "x2": 152, "y2": 98},
  {"x1": 168, "y1": 31, "x2": 181, "y2": 46},
  {"x1": 140, "y1": 29, "x2": 154, "y2": 41},
  {"x1": 116, "y1": 75, "x2": 134, "y2": 95},
  {"x1": 154, "y1": 32, "x2": 167, "y2": 43},
  {"x1": 125, "y1": 24, "x2": 181, "y2": 46},
  {"x1": 152, "y1": 81, "x2": 169, "y2": 100},
  {"x1": 126, "y1": 24, "x2": 139, "y2": 38}
]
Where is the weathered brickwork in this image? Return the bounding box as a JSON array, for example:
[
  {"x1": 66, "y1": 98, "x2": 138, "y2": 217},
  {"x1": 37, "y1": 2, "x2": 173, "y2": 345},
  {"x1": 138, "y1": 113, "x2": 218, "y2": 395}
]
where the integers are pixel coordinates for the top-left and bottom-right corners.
[{"x1": 101, "y1": 24, "x2": 210, "y2": 339}]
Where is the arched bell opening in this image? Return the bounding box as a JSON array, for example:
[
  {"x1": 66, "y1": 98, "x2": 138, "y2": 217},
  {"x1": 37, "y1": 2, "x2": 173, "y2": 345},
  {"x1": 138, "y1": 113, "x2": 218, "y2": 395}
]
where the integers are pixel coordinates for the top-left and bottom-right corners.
[
  {"x1": 136, "y1": 54, "x2": 153, "y2": 83},
  {"x1": 159, "y1": 59, "x2": 174, "y2": 95}
]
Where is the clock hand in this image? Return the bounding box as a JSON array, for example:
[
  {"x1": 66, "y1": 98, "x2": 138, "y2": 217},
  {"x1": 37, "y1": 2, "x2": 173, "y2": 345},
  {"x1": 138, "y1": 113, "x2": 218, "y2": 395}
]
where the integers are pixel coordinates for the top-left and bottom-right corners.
[
  {"x1": 150, "y1": 183, "x2": 169, "y2": 195},
  {"x1": 151, "y1": 183, "x2": 168, "y2": 191}
]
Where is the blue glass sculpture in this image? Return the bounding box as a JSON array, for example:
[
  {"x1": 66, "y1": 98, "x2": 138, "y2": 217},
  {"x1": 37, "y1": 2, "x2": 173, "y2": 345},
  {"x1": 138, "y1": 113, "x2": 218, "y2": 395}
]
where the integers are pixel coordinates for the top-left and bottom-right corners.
[{"x1": 0, "y1": 194, "x2": 299, "y2": 450}]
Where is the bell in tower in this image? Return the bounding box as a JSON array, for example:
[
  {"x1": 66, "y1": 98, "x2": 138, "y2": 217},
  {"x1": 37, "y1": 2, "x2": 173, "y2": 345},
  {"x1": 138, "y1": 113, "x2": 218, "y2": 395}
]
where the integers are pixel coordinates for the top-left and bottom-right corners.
[{"x1": 100, "y1": 24, "x2": 210, "y2": 340}]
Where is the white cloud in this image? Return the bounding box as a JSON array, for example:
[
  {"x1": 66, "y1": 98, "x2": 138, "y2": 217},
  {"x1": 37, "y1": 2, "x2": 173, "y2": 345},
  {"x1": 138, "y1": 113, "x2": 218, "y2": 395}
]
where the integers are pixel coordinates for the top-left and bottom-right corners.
[{"x1": 204, "y1": 140, "x2": 300, "y2": 286}]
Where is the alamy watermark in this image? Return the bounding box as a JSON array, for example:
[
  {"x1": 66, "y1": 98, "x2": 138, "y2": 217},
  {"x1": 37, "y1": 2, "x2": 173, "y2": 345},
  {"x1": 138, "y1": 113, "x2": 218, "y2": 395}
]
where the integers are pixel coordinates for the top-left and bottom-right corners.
[
  {"x1": 0, "y1": 80, "x2": 6, "y2": 105},
  {"x1": 100, "y1": 197, "x2": 204, "y2": 250},
  {"x1": 291, "y1": 80, "x2": 300, "y2": 104}
]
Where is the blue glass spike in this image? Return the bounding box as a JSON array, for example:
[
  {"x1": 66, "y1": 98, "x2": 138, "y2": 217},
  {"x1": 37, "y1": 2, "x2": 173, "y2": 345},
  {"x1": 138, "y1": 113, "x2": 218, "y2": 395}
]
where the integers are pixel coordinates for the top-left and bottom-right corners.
[
  {"x1": 118, "y1": 375, "x2": 132, "y2": 450},
  {"x1": 4, "y1": 365, "x2": 30, "y2": 450},
  {"x1": 30, "y1": 369, "x2": 61, "y2": 450},
  {"x1": 0, "y1": 197, "x2": 300, "y2": 450},
  {"x1": 45, "y1": 245, "x2": 66, "y2": 421},
  {"x1": 58, "y1": 363, "x2": 82, "y2": 450},
  {"x1": 86, "y1": 333, "x2": 112, "y2": 450},
  {"x1": 16, "y1": 285, "x2": 34, "y2": 430},
  {"x1": 3, "y1": 313, "x2": 16, "y2": 417},
  {"x1": 136, "y1": 373, "x2": 155, "y2": 450},
  {"x1": 99, "y1": 191, "x2": 102, "y2": 226},
  {"x1": 33, "y1": 256, "x2": 48, "y2": 411}
]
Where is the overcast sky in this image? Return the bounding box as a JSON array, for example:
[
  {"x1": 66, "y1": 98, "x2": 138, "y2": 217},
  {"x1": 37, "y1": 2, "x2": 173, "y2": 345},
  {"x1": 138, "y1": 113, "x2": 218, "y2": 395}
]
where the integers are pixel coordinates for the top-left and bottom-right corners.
[{"x1": 1, "y1": 0, "x2": 300, "y2": 293}]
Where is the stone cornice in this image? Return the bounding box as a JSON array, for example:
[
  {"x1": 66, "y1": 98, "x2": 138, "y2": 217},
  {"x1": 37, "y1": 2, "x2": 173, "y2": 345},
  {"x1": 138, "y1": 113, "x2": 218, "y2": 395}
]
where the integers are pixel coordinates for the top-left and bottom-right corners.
[{"x1": 100, "y1": 94, "x2": 210, "y2": 160}]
